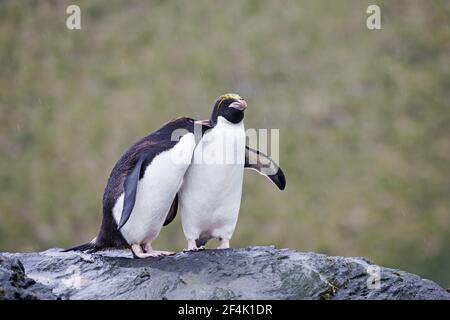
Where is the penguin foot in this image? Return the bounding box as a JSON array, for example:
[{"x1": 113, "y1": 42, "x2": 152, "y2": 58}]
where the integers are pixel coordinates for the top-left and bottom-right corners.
[
  {"x1": 144, "y1": 243, "x2": 175, "y2": 256},
  {"x1": 148, "y1": 250, "x2": 175, "y2": 256},
  {"x1": 135, "y1": 251, "x2": 174, "y2": 259},
  {"x1": 132, "y1": 244, "x2": 174, "y2": 258},
  {"x1": 183, "y1": 240, "x2": 205, "y2": 252},
  {"x1": 183, "y1": 247, "x2": 204, "y2": 253}
]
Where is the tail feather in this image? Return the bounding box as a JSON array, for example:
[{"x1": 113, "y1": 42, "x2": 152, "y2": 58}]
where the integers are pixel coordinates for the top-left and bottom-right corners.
[{"x1": 63, "y1": 238, "x2": 98, "y2": 253}]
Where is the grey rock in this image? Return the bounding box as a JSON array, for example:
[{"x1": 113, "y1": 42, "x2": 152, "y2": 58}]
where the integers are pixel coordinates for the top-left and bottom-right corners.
[
  {"x1": 0, "y1": 246, "x2": 449, "y2": 300},
  {"x1": 0, "y1": 256, "x2": 58, "y2": 300}
]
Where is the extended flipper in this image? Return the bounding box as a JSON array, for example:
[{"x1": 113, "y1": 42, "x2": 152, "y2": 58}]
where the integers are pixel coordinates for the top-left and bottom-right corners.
[
  {"x1": 117, "y1": 155, "x2": 147, "y2": 230},
  {"x1": 245, "y1": 146, "x2": 286, "y2": 190},
  {"x1": 163, "y1": 194, "x2": 178, "y2": 226}
]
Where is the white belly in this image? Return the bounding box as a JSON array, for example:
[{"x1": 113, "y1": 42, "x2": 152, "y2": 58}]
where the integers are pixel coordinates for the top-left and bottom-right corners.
[
  {"x1": 112, "y1": 133, "x2": 195, "y2": 244},
  {"x1": 179, "y1": 119, "x2": 245, "y2": 241}
]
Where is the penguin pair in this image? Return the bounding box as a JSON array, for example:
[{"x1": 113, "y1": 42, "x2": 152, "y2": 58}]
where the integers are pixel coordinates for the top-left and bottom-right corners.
[{"x1": 65, "y1": 94, "x2": 285, "y2": 258}]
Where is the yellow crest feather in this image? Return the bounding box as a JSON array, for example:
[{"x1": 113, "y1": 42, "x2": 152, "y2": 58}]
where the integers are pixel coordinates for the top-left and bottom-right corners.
[
  {"x1": 215, "y1": 93, "x2": 243, "y2": 109},
  {"x1": 217, "y1": 93, "x2": 242, "y2": 101}
]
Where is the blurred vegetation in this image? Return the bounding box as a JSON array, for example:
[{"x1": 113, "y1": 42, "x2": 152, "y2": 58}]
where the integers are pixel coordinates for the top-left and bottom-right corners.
[{"x1": 1, "y1": 0, "x2": 449, "y2": 286}]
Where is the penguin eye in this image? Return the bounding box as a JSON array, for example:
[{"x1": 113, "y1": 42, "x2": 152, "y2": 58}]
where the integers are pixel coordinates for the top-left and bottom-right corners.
[
  {"x1": 223, "y1": 99, "x2": 237, "y2": 108},
  {"x1": 216, "y1": 98, "x2": 232, "y2": 110}
]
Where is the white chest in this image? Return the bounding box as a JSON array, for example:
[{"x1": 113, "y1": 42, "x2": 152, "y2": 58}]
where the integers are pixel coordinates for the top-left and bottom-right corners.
[
  {"x1": 112, "y1": 133, "x2": 195, "y2": 244},
  {"x1": 179, "y1": 118, "x2": 246, "y2": 239}
]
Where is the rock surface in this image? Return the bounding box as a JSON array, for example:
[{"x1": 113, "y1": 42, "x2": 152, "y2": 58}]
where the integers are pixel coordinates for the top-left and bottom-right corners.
[
  {"x1": 0, "y1": 246, "x2": 449, "y2": 300},
  {"x1": 0, "y1": 256, "x2": 57, "y2": 300}
]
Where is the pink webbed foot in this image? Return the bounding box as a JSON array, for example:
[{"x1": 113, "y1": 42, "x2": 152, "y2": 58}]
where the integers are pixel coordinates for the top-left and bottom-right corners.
[
  {"x1": 183, "y1": 239, "x2": 205, "y2": 252},
  {"x1": 132, "y1": 244, "x2": 174, "y2": 259}
]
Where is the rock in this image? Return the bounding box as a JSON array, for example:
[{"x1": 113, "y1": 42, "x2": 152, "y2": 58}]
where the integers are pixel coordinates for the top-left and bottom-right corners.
[
  {"x1": 0, "y1": 256, "x2": 57, "y2": 300},
  {"x1": 0, "y1": 246, "x2": 449, "y2": 300}
]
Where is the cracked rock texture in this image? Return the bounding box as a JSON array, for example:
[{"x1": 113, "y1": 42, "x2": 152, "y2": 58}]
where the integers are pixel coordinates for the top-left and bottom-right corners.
[
  {"x1": 0, "y1": 246, "x2": 449, "y2": 300},
  {"x1": 0, "y1": 256, "x2": 57, "y2": 300}
]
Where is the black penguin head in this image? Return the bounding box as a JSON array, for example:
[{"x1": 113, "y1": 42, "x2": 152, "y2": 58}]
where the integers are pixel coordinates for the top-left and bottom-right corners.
[{"x1": 210, "y1": 93, "x2": 247, "y2": 126}]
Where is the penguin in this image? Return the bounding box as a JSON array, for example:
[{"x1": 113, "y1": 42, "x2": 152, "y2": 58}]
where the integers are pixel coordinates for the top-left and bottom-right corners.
[
  {"x1": 178, "y1": 94, "x2": 286, "y2": 251},
  {"x1": 64, "y1": 117, "x2": 200, "y2": 258}
]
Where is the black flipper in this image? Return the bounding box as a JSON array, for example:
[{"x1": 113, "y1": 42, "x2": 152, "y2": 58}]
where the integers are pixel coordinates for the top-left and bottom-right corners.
[
  {"x1": 117, "y1": 155, "x2": 146, "y2": 230},
  {"x1": 245, "y1": 146, "x2": 286, "y2": 190},
  {"x1": 163, "y1": 194, "x2": 178, "y2": 226}
]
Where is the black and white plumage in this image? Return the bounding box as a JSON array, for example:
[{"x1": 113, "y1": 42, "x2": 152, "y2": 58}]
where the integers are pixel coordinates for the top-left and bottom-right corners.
[
  {"x1": 179, "y1": 94, "x2": 286, "y2": 251},
  {"x1": 64, "y1": 94, "x2": 285, "y2": 257},
  {"x1": 64, "y1": 117, "x2": 200, "y2": 258}
]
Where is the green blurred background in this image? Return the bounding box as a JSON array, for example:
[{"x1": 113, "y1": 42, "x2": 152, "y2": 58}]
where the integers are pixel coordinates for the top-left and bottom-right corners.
[{"x1": 1, "y1": 0, "x2": 449, "y2": 286}]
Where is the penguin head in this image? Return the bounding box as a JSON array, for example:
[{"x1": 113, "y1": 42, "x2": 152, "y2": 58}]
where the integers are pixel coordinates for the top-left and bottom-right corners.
[{"x1": 210, "y1": 93, "x2": 247, "y2": 126}]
